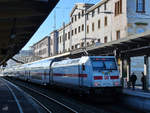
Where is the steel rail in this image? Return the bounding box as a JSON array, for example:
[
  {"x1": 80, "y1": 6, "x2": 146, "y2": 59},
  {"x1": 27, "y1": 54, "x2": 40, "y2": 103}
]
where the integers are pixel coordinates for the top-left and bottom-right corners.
[
  {"x1": 27, "y1": 93, "x2": 52, "y2": 113},
  {"x1": 1, "y1": 78, "x2": 52, "y2": 113},
  {"x1": 13, "y1": 82, "x2": 78, "y2": 113}
]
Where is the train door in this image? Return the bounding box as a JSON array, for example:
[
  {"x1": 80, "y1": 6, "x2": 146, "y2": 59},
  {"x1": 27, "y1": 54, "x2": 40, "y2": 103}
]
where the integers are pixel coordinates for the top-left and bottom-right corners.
[
  {"x1": 78, "y1": 64, "x2": 81, "y2": 87},
  {"x1": 25, "y1": 71, "x2": 27, "y2": 80},
  {"x1": 78, "y1": 64, "x2": 85, "y2": 87},
  {"x1": 49, "y1": 61, "x2": 54, "y2": 85},
  {"x1": 28, "y1": 71, "x2": 30, "y2": 81},
  {"x1": 49, "y1": 68, "x2": 54, "y2": 85},
  {"x1": 43, "y1": 70, "x2": 46, "y2": 85}
]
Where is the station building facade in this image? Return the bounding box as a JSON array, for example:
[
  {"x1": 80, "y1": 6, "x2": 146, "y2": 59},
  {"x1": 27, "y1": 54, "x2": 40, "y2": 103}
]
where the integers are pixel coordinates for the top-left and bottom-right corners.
[
  {"x1": 50, "y1": 30, "x2": 59, "y2": 56},
  {"x1": 57, "y1": 0, "x2": 150, "y2": 54},
  {"x1": 32, "y1": 0, "x2": 150, "y2": 58},
  {"x1": 31, "y1": 36, "x2": 50, "y2": 58}
]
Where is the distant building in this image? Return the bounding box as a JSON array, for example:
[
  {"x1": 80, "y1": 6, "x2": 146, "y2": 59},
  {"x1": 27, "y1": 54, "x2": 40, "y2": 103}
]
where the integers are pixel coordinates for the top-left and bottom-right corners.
[
  {"x1": 6, "y1": 50, "x2": 36, "y2": 67},
  {"x1": 19, "y1": 50, "x2": 33, "y2": 57},
  {"x1": 50, "y1": 30, "x2": 59, "y2": 56},
  {"x1": 31, "y1": 31, "x2": 59, "y2": 58},
  {"x1": 31, "y1": 36, "x2": 50, "y2": 58},
  {"x1": 31, "y1": 0, "x2": 150, "y2": 56},
  {"x1": 56, "y1": 0, "x2": 150, "y2": 53}
]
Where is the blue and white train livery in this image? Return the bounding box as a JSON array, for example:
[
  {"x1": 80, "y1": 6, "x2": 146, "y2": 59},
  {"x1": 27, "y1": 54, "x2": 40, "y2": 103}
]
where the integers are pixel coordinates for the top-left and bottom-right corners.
[{"x1": 3, "y1": 56, "x2": 122, "y2": 94}]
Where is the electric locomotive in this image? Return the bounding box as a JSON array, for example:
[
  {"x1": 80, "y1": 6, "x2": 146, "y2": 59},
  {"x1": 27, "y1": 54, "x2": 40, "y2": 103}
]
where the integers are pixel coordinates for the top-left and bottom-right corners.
[{"x1": 3, "y1": 56, "x2": 122, "y2": 95}]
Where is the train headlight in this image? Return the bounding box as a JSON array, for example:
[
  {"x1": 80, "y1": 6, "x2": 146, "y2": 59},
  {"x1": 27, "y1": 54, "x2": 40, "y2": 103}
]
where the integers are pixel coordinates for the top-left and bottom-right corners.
[
  {"x1": 113, "y1": 81, "x2": 119, "y2": 86},
  {"x1": 94, "y1": 82, "x2": 100, "y2": 87}
]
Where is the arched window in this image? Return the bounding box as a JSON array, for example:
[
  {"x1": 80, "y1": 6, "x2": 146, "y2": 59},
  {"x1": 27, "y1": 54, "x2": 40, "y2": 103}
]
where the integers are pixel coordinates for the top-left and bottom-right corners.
[{"x1": 136, "y1": 0, "x2": 145, "y2": 12}]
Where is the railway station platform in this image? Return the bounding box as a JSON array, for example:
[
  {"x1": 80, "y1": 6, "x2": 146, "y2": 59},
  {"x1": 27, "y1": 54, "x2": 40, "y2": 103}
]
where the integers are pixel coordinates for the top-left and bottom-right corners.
[
  {"x1": 0, "y1": 77, "x2": 47, "y2": 113},
  {"x1": 122, "y1": 87, "x2": 150, "y2": 112}
]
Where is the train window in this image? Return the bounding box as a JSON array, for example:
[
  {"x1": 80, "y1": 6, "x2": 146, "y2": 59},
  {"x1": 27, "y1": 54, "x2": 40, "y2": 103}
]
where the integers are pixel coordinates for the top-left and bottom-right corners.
[
  {"x1": 92, "y1": 61, "x2": 105, "y2": 71},
  {"x1": 105, "y1": 60, "x2": 117, "y2": 70},
  {"x1": 92, "y1": 58, "x2": 117, "y2": 71},
  {"x1": 70, "y1": 59, "x2": 80, "y2": 64}
]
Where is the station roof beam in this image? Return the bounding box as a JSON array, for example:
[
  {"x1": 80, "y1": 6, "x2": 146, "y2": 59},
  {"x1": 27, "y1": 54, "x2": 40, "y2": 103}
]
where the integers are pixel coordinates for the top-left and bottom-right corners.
[{"x1": 0, "y1": 0, "x2": 59, "y2": 66}]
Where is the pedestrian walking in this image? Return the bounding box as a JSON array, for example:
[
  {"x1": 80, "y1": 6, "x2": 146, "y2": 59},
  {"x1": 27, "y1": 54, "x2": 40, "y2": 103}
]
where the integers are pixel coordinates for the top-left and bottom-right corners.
[
  {"x1": 141, "y1": 72, "x2": 146, "y2": 90},
  {"x1": 130, "y1": 72, "x2": 137, "y2": 90}
]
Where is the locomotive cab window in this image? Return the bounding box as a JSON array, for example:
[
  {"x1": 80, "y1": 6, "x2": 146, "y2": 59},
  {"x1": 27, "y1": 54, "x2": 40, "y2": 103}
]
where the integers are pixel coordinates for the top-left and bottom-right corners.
[{"x1": 91, "y1": 58, "x2": 117, "y2": 71}]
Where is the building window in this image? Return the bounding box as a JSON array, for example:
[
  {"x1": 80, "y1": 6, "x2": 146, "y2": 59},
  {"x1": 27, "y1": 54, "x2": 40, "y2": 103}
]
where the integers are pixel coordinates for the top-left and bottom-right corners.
[
  {"x1": 92, "y1": 22, "x2": 94, "y2": 32},
  {"x1": 136, "y1": 0, "x2": 145, "y2": 13},
  {"x1": 71, "y1": 17, "x2": 74, "y2": 23},
  {"x1": 115, "y1": 0, "x2": 122, "y2": 16},
  {"x1": 81, "y1": 42, "x2": 84, "y2": 47},
  {"x1": 75, "y1": 15, "x2": 77, "y2": 21},
  {"x1": 87, "y1": 42, "x2": 89, "y2": 46},
  {"x1": 116, "y1": 30, "x2": 120, "y2": 40},
  {"x1": 98, "y1": 39, "x2": 101, "y2": 42},
  {"x1": 59, "y1": 36, "x2": 61, "y2": 43},
  {"x1": 97, "y1": 7, "x2": 100, "y2": 14},
  {"x1": 104, "y1": 36, "x2": 107, "y2": 43},
  {"x1": 71, "y1": 46, "x2": 74, "y2": 50},
  {"x1": 87, "y1": 25, "x2": 89, "y2": 34},
  {"x1": 78, "y1": 12, "x2": 80, "y2": 19},
  {"x1": 92, "y1": 40, "x2": 94, "y2": 44},
  {"x1": 82, "y1": 10, "x2": 84, "y2": 17},
  {"x1": 82, "y1": 24, "x2": 84, "y2": 31},
  {"x1": 75, "y1": 28, "x2": 77, "y2": 34},
  {"x1": 92, "y1": 10, "x2": 95, "y2": 17},
  {"x1": 72, "y1": 30, "x2": 74, "y2": 36},
  {"x1": 98, "y1": 20, "x2": 100, "y2": 29},
  {"x1": 68, "y1": 32, "x2": 70, "y2": 40},
  {"x1": 75, "y1": 44, "x2": 78, "y2": 49},
  {"x1": 104, "y1": 2, "x2": 107, "y2": 10},
  {"x1": 104, "y1": 16, "x2": 107, "y2": 26},
  {"x1": 65, "y1": 33, "x2": 67, "y2": 40},
  {"x1": 78, "y1": 26, "x2": 80, "y2": 33}
]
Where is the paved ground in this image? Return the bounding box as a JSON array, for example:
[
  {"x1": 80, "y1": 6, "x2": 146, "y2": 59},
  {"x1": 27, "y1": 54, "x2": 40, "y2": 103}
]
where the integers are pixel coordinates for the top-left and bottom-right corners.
[
  {"x1": 0, "y1": 79, "x2": 20, "y2": 113},
  {"x1": 124, "y1": 85, "x2": 150, "y2": 96},
  {"x1": 0, "y1": 77, "x2": 47, "y2": 113}
]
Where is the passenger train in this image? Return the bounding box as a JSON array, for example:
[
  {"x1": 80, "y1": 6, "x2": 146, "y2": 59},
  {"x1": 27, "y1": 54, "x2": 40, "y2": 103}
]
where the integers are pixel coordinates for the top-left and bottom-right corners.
[{"x1": 3, "y1": 56, "x2": 122, "y2": 95}]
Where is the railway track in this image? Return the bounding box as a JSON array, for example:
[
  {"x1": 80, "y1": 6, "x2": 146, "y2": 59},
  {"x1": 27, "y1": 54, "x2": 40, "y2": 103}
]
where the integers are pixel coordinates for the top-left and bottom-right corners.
[
  {"x1": 4, "y1": 77, "x2": 147, "y2": 113},
  {"x1": 17, "y1": 83, "x2": 78, "y2": 113},
  {"x1": 3, "y1": 77, "x2": 78, "y2": 113}
]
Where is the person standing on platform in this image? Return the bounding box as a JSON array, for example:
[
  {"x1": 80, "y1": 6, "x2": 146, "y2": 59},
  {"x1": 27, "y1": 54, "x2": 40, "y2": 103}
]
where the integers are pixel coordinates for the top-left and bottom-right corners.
[
  {"x1": 141, "y1": 72, "x2": 146, "y2": 90},
  {"x1": 130, "y1": 72, "x2": 137, "y2": 90}
]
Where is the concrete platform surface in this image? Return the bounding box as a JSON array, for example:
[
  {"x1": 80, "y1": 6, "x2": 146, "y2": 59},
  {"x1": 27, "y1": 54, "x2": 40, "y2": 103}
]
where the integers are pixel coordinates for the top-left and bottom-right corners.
[
  {"x1": 0, "y1": 77, "x2": 47, "y2": 113},
  {"x1": 123, "y1": 88, "x2": 150, "y2": 98},
  {"x1": 122, "y1": 88, "x2": 150, "y2": 112}
]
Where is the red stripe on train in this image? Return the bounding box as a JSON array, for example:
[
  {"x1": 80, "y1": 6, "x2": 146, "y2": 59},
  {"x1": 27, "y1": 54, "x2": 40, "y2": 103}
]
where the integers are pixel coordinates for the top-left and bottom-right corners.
[
  {"x1": 53, "y1": 73, "x2": 87, "y2": 77},
  {"x1": 110, "y1": 76, "x2": 119, "y2": 79},
  {"x1": 94, "y1": 76, "x2": 103, "y2": 80}
]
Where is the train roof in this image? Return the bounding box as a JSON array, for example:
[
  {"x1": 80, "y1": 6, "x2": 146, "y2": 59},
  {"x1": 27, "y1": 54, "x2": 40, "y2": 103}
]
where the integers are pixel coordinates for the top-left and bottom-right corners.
[
  {"x1": 89, "y1": 56, "x2": 115, "y2": 58},
  {"x1": 25, "y1": 57, "x2": 53, "y2": 65},
  {"x1": 52, "y1": 58, "x2": 81, "y2": 67},
  {"x1": 6, "y1": 56, "x2": 116, "y2": 70},
  {"x1": 52, "y1": 56, "x2": 116, "y2": 67}
]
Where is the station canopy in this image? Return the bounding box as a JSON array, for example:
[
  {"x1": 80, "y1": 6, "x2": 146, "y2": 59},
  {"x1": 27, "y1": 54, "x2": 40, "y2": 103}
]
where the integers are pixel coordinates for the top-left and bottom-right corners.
[{"x1": 0, "y1": 0, "x2": 59, "y2": 66}]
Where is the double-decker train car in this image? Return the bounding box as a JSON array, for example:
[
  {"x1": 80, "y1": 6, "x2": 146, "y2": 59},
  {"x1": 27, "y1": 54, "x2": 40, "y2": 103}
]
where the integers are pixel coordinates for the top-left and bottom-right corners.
[{"x1": 3, "y1": 56, "x2": 122, "y2": 94}]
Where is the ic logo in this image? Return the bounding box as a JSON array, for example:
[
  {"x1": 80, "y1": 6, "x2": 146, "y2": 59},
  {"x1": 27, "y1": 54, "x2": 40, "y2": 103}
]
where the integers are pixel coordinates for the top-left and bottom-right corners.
[{"x1": 104, "y1": 76, "x2": 109, "y2": 80}]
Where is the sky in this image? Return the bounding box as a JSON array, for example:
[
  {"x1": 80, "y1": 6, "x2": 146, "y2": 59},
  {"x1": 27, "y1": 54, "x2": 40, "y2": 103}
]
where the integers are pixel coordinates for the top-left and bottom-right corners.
[{"x1": 22, "y1": 0, "x2": 101, "y2": 50}]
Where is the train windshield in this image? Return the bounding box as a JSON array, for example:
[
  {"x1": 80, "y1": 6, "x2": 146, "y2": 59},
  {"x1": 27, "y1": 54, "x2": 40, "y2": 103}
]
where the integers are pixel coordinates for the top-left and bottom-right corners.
[{"x1": 91, "y1": 58, "x2": 117, "y2": 71}]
